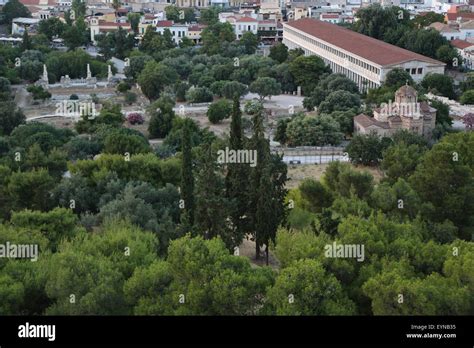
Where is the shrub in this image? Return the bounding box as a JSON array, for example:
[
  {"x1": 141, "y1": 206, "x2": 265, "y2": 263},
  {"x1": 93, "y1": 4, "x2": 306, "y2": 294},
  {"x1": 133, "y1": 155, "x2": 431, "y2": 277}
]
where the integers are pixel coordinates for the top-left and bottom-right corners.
[
  {"x1": 117, "y1": 81, "x2": 131, "y2": 93},
  {"x1": 207, "y1": 99, "x2": 232, "y2": 124},
  {"x1": 26, "y1": 85, "x2": 51, "y2": 100},
  {"x1": 127, "y1": 113, "x2": 144, "y2": 125},
  {"x1": 185, "y1": 86, "x2": 213, "y2": 103},
  {"x1": 124, "y1": 91, "x2": 137, "y2": 105}
]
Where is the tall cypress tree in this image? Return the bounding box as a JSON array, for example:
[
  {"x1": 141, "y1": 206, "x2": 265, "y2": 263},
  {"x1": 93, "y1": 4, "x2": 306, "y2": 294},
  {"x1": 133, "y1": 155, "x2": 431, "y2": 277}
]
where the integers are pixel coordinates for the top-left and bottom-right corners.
[
  {"x1": 194, "y1": 143, "x2": 233, "y2": 248},
  {"x1": 21, "y1": 29, "x2": 32, "y2": 51},
  {"x1": 229, "y1": 96, "x2": 243, "y2": 149},
  {"x1": 255, "y1": 165, "x2": 275, "y2": 265},
  {"x1": 225, "y1": 97, "x2": 249, "y2": 246},
  {"x1": 248, "y1": 107, "x2": 269, "y2": 260},
  {"x1": 248, "y1": 105, "x2": 288, "y2": 263},
  {"x1": 181, "y1": 117, "x2": 195, "y2": 226}
]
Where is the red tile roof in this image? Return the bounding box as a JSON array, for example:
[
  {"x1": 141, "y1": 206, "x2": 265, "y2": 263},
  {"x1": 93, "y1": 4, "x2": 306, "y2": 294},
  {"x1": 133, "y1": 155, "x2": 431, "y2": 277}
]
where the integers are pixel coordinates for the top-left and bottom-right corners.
[
  {"x1": 451, "y1": 38, "x2": 474, "y2": 49},
  {"x1": 156, "y1": 20, "x2": 173, "y2": 27},
  {"x1": 447, "y1": 12, "x2": 474, "y2": 21},
  {"x1": 236, "y1": 17, "x2": 258, "y2": 22},
  {"x1": 354, "y1": 114, "x2": 390, "y2": 129},
  {"x1": 285, "y1": 18, "x2": 444, "y2": 67},
  {"x1": 20, "y1": 0, "x2": 40, "y2": 5},
  {"x1": 98, "y1": 20, "x2": 131, "y2": 27}
]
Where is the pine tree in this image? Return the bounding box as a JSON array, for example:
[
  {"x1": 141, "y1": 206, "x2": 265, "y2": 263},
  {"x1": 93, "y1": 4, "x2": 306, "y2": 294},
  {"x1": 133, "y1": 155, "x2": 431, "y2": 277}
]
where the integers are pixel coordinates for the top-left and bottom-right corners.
[
  {"x1": 194, "y1": 143, "x2": 233, "y2": 248},
  {"x1": 180, "y1": 118, "x2": 195, "y2": 227},
  {"x1": 225, "y1": 97, "x2": 249, "y2": 247}
]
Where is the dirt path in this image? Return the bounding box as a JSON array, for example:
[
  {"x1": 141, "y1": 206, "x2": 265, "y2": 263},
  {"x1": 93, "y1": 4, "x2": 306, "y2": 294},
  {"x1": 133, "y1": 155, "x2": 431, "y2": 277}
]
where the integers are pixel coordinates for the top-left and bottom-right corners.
[
  {"x1": 13, "y1": 86, "x2": 30, "y2": 108},
  {"x1": 238, "y1": 235, "x2": 280, "y2": 269}
]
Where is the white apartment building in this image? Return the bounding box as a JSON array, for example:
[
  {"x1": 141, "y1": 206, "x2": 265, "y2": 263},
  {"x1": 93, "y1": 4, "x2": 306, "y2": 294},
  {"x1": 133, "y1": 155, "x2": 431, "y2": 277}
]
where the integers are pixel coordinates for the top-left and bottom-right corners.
[
  {"x1": 175, "y1": 0, "x2": 210, "y2": 7},
  {"x1": 234, "y1": 17, "x2": 259, "y2": 38},
  {"x1": 429, "y1": 20, "x2": 474, "y2": 41},
  {"x1": 282, "y1": 18, "x2": 445, "y2": 92},
  {"x1": 460, "y1": 20, "x2": 474, "y2": 40},
  {"x1": 319, "y1": 14, "x2": 341, "y2": 24},
  {"x1": 451, "y1": 39, "x2": 474, "y2": 69},
  {"x1": 90, "y1": 17, "x2": 132, "y2": 43},
  {"x1": 156, "y1": 20, "x2": 188, "y2": 44},
  {"x1": 429, "y1": 22, "x2": 463, "y2": 41}
]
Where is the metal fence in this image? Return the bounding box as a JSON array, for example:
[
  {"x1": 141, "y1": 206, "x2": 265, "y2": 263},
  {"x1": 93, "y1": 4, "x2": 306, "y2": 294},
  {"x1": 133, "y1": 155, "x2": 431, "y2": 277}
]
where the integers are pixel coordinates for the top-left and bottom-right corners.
[{"x1": 271, "y1": 146, "x2": 349, "y2": 165}]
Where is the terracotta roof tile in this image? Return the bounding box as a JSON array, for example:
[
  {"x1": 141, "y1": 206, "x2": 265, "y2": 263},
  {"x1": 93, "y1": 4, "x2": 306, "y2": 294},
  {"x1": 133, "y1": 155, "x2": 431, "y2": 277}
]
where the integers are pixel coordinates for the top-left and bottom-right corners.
[
  {"x1": 20, "y1": 0, "x2": 40, "y2": 5},
  {"x1": 156, "y1": 20, "x2": 173, "y2": 27},
  {"x1": 354, "y1": 114, "x2": 390, "y2": 129},
  {"x1": 451, "y1": 38, "x2": 474, "y2": 49},
  {"x1": 285, "y1": 19, "x2": 445, "y2": 67},
  {"x1": 447, "y1": 12, "x2": 474, "y2": 21},
  {"x1": 429, "y1": 22, "x2": 459, "y2": 33},
  {"x1": 236, "y1": 17, "x2": 258, "y2": 22}
]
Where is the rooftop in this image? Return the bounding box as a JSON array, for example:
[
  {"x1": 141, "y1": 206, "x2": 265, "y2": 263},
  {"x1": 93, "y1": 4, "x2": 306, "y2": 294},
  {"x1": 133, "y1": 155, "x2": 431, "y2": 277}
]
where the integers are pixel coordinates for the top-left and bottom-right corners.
[
  {"x1": 447, "y1": 12, "x2": 474, "y2": 21},
  {"x1": 236, "y1": 17, "x2": 258, "y2": 22},
  {"x1": 156, "y1": 20, "x2": 173, "y2": 27},
  {"x1": 285, "y1": 19, "x2": 444, "y2": 67},
  {"x1": 451, "y1": 38, "x2": 474, "y2": 49},
  {"x1": 429, "y1": 22, "x2": 459, "y2": 33},
  {"x1": 460, "y1": 19, "x2": 474, "y2": 29},
  {"x1": 12, "y1": 17, "x2": 41, "y2": 24},
  {"x1": 354, "y1": 114, "x2": 390, "y2": 129}
]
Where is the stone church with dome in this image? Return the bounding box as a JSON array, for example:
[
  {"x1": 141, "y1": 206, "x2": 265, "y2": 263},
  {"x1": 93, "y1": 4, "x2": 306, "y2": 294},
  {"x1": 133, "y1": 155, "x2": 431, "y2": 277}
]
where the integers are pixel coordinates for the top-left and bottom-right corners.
[{"x1": 354, "y1": 84, "x2": 437, "y2": 138}]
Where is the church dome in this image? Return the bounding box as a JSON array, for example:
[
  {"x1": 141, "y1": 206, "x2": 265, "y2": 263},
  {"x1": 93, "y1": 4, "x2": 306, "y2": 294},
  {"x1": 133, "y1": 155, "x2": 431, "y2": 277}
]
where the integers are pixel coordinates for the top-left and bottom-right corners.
[{"x1": 395, "y1": 84, "x2": 417, "y2": 98}]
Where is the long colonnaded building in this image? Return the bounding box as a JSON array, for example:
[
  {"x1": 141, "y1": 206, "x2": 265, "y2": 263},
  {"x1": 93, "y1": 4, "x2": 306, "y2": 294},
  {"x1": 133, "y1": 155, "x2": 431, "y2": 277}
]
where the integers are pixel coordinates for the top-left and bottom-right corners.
[{"x1": 282, "y1": 18, "x2": 446, "y2": 92}]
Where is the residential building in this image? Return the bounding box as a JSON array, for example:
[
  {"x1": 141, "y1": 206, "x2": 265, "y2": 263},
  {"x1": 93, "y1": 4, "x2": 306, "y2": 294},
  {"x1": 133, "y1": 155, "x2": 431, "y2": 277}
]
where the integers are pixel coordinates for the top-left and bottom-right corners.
[
  {"x1": 451, "y1": 38, "x2": 474, "y2": 69},
  {"x1": 429, "y1": 22, "x2": 463, "y2": 40},
  {"x1": 175, "y1": 0, "x2": 210, "y2": 7},
  {"x1": 258, "y1": 19, "x2": 283, "y2": 43},
  {"x1": 429, "y1": 20, "x2": 474, "y2": 41},
  {"x1": 446, "y1": 11, "x2": 474, "y2": 25},
  {"x1": 89, "y1": 17, "x2": 132, "y2": 42},
  {"x1": 220, "y1": 13, "x2": 259, "y2": 38},
  {"x1": 188, "y1": 24, "x2": 206, "y2": 44},
  {"x1": 460, "y1": 20, "x2": 474, "y2": 40},
  {"x1": 234, "y1": 16, "x2": 259, "y2": 38},
  {"x1": 156, "y1": 20, "x2": 189, "y2": 43},
  {"x1": 260, "y1": 0, "x2": 281, "y2": 17},
  {"x1": 319, "y1": 13, "x2": 341, "y2": 24},
  {"x1": 282, "y1": 18, "x2": 445, "y2": 92},
  {"x1": 11, "y1": 17, "x2": 40, "y2": 35},
  {"x1": 287, "y1": 7, "x2": 307, "y2": 20},
  {"x1": 19, "y1": 0, "x2": 57, "y2": 11}
]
